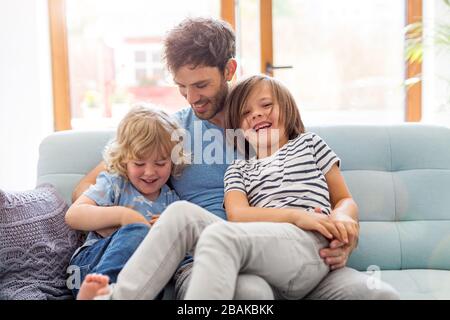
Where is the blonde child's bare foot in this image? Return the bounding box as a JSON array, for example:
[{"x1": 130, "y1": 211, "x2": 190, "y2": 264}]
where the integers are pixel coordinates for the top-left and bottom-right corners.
[{"x1": 77, "y1": 274, "x2": 110, "y2": 300}]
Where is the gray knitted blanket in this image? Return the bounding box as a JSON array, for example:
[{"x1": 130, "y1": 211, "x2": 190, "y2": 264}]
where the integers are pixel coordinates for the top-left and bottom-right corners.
[{"x1": 0, "y1": 184, "x2": 84, "y2": 300}]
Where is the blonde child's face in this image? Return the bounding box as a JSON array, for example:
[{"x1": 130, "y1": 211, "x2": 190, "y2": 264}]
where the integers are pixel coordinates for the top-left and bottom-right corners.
[
  {"x1": 126, "y1": 152, "x2": 172, "y2": 201},
  {"x1": 239, "y1": 82, "x2": 288, "y2": 157}
]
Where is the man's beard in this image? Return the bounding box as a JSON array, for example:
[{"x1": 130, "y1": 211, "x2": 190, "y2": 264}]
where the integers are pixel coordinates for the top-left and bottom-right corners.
[{"x1": 194, "y1": 81, "x2": 228, "y2": 121}]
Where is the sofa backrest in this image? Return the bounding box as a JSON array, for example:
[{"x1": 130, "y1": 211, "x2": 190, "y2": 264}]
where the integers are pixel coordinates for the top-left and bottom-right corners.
[
  {"x1": 37, "y1": 130, "x2": 115, "y2": 205},
  {"x1": 37, "y1": 125, "x2": 450, "y2": 271},
  {"x1": 309, "y1": 124, "x2": 450, "y2": 271}
]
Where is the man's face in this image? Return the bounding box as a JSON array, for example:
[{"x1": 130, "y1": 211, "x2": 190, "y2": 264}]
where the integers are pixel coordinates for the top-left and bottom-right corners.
[{"x1": 173, "y1": 65, "x2": 229, "y2": 121}]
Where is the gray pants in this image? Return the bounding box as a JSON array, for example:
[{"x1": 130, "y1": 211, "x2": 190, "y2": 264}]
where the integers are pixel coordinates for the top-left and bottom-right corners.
[
  {"x1": 113, "y1": 201, "x2": 399, "y2": 300},
  {"x1": 175, "y1": 263, "x2": 399, "y2": 300},
  {"x1": 174, "y1": 263, "x2": 275, "y2": 300}
]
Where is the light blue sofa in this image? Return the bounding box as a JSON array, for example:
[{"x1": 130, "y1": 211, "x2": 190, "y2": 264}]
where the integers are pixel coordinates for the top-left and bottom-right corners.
[{"x1": 37, "y1": 124, "x2": 450, "y2": 299}]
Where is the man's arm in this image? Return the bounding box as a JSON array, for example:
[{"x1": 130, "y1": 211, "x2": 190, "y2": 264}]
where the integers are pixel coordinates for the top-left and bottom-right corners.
[{"x1": 72, "y1": 161, "x2": 106, "y2": 203}]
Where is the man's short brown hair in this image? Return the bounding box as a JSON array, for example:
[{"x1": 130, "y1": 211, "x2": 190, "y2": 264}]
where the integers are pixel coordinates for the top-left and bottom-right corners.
[{"x1": 164, "y1": 17, "x2": 236, "y2": 74}]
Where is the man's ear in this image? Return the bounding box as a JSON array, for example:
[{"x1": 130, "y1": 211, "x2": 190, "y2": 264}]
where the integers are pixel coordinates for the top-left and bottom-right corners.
[{"x1": 224, "y1": 59, "x2": 237, "y2": 81}]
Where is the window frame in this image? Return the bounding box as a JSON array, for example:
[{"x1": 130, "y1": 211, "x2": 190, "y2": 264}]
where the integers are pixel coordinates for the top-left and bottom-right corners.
[
  {"x1": 48, "y1": 0, "x2": 236, "y2": 130},
  {"x1": 406, "y1": 0, "x2": 422, "y2": 121},
  {"x1": 48, "y1": 0, "x2": 71, "y2": 131},
  {"x1": 260, "y1": 0, "x2": 423, "y2": 122}
]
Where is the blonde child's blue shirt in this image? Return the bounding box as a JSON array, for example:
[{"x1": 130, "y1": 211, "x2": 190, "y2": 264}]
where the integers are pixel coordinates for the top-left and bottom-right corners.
[
  {"x1": 81, "y1": 171, "x2": 179, "y2": 245},
  {"x1": 86, "y1": 171, "x2": 179, "y2": 218}
]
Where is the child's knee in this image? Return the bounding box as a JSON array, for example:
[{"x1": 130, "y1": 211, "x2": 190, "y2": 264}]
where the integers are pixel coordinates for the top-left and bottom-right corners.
[
  {"x1": 163, "y1": 200, "x2": 211, "y2": 223},
  {"x1": 197, "y1": 222, "x2": 240, "y2": 252},
  {"x1": 234, "y1": 274, "x2": 275, "y2": 300}
]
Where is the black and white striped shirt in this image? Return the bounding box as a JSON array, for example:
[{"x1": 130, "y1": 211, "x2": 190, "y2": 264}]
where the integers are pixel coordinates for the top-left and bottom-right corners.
[{"x1": 224, "y1": 132, "x2": 340, "y2": 215}]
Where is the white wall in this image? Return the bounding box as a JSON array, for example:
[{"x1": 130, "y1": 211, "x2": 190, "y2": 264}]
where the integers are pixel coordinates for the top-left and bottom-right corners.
[{"x1": 0, "y1": 0, "x2": 53, "y2": 191}]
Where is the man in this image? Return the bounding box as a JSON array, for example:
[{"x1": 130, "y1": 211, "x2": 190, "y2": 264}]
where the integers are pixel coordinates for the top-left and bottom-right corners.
[{"x1": 73, "y1": 17, "x2": 398, "y2": 300}]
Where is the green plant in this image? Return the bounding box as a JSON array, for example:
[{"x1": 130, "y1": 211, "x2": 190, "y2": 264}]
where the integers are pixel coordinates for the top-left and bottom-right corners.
[
  {"x1": 111, "y1": 89, "x2": 131, "y2": 104},
  {"x1": 405, "y1": 0, "x2": 450, "y2": 103},
  {"x1": 405, "y1": 0, "x2": 450, "y2": 65},
  {"x1": 405, "y1": 21, "x2": 423, "y2": 65},
  {"x1": 83, "y1": 90, "x2": 101, "y2": 109}
]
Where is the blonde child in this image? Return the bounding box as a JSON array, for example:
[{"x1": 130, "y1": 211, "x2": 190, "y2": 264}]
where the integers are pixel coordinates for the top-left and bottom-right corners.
[{"x1": 65, "y1": 106, "x2": 188, "y2": 299}]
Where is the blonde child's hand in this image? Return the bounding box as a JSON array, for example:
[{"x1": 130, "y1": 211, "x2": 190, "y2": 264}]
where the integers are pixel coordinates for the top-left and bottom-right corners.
[
  {"x1": 120, "y1": 208, "x2": 151, "y2": 227},
  {"x1": 292, "y1": 210, "x2": 343, "y2": 242},
  {"x1": 149, "y1": 214, "x2": 160, "y2": 225}
]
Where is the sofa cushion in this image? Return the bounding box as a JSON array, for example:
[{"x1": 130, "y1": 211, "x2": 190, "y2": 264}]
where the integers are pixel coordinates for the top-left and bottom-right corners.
[
  {"x1": 37, "y1": 130, "x2": 114, "y2": 205},
  {"x1": 310, "y1": 125, "x2": 450, "y2": 271},
  {"x1": 0, "y1": 184, "x2": 84, "y2": 300},
  {"x1": 380, "y1": 269, "x2": 450, "y2": 300}
]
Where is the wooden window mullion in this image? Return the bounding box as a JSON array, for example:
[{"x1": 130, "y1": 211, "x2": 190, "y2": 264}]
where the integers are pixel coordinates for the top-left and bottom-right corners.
[
  {"x1": 48, "y1": 0, "x2": 71, "y2": 131},
  {"x1": 406, "y1": 0, "x2": 423, "y2": 122},
  {"x1": 221, "y1": 0, "x2": 236, "y2": 29},
  {"x1": 260, "y1": 0, "x2": 273, "y2": 76}
]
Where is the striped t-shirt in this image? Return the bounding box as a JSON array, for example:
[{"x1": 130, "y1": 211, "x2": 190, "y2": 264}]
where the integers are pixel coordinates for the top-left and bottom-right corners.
[{"x1": 224, "y1": 132, "x2": 340, "y2": 215}]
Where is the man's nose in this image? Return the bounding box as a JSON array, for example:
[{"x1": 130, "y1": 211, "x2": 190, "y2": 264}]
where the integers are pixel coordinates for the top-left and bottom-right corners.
[{"x1": 186, "y1": 87, "x2": 201, "y2": 105}]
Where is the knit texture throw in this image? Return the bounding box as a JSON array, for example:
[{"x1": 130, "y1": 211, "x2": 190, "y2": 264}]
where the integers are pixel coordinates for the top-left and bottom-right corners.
[{"x1": 0, "y1": 184, "x2": 83, "y2": 300}]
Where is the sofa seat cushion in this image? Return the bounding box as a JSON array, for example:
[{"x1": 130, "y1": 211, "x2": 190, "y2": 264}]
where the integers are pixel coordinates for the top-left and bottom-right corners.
[{"x1": 381, "y1": 269, "x2": 450, "y2": 300}]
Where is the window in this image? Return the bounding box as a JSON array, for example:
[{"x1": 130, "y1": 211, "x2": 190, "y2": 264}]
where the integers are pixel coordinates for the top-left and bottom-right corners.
[
  {"x1": 270, "y1": 0, "x2": 406, "y2": 125},
  {"x1": 134, "y1": 50, "x2": 146, "y2": 63},
  {"x1": 64, "y1": 0, "x2": 220, "y2": 129},
  {"x1": 50, "y1": 1, "x2": 432, "y2": 130}
]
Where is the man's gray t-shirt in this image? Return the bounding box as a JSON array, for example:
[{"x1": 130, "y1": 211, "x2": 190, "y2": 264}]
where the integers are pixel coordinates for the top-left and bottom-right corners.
[{"x1": 171, "y1": 108, "x2": 236, "y2": 220}]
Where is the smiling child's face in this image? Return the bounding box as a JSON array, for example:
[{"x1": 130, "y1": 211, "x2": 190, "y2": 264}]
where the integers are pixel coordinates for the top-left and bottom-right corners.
[{"x1": 239, "y1": 82, "x2": 288, "y2": 157}]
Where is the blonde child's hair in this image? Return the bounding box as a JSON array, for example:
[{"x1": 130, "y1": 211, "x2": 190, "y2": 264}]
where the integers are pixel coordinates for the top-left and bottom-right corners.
[
  {"x1": 225, "y1": 74, "x2": 305, "y2": 139},
  {"x1": 104, "y1": 105, "x2": 189, "y2": 178}
]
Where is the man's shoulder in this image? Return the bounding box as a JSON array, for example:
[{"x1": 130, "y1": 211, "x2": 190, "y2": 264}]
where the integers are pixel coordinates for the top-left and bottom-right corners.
[{"x1": 173, "y1": 107, "x2": 193, "y2": 128}]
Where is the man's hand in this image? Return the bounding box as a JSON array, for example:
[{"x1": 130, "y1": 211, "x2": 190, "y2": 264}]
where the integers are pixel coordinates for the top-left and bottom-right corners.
[{"x1": 320, "y1": 213, "x2": 359, "y2": 270}]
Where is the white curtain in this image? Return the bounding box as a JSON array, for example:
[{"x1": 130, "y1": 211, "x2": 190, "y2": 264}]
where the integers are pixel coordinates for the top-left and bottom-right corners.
[{"x1": 0, "y1": 0, "x2": 54, "y2": 191}]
